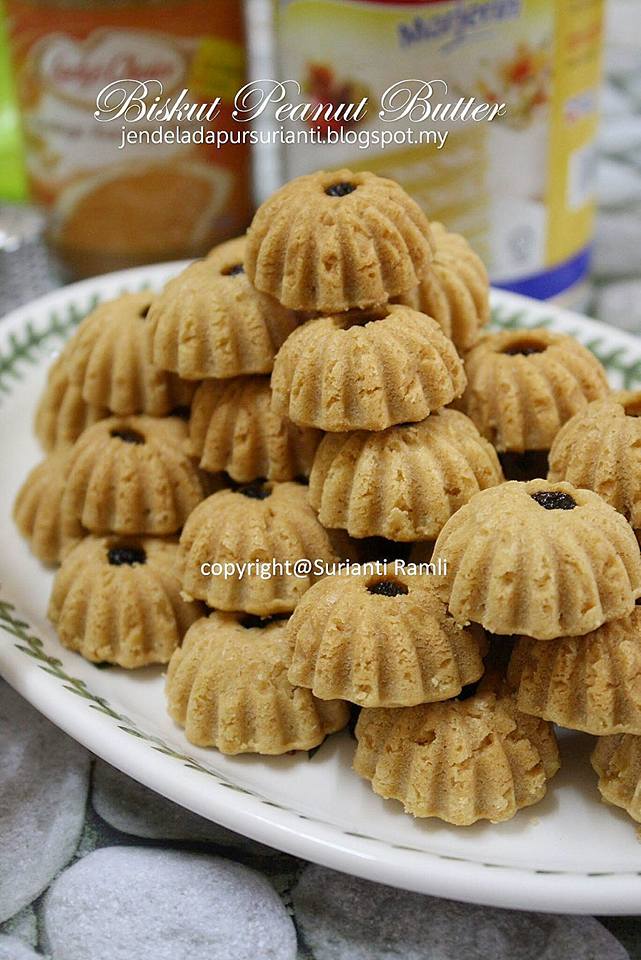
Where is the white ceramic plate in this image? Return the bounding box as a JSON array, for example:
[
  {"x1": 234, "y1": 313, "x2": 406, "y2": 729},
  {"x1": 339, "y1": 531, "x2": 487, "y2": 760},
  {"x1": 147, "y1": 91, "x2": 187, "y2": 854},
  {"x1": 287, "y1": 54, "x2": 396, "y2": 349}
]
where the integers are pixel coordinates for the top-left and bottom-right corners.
[{"x1": 2, "y1": 265, "x2": 641, "y2": 916}]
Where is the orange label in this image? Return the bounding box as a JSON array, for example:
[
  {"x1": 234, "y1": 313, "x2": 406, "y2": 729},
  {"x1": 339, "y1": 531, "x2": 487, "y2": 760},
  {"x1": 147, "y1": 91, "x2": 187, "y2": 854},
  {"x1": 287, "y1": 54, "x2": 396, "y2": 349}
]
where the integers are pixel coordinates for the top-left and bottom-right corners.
[{"x1": 7, "y1": 0, "x2": 251, "y2": 274}]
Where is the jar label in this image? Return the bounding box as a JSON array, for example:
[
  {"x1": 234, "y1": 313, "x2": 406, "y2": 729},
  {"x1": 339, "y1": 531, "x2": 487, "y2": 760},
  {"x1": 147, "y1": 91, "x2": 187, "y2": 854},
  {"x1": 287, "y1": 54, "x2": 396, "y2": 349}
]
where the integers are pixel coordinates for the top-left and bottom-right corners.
[
  {"x1": 7, "y1": 0, "x2": 250, "y2": 272},
  {"x1": 278, "y1": 0, "x2": 604, "y2": 299}
]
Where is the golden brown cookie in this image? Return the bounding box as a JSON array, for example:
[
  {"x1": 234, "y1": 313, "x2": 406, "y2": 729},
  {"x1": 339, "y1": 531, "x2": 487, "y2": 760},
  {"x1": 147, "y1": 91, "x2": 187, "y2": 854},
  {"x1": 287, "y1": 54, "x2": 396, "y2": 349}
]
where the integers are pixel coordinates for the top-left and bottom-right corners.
[
  {"x1": 166, "y1": 611, "x2": 349, "y2": 753},
  {"x1": 245, "y1": 169, "x2": 433, "y2": 312},
  {"x1": 458, "y1": 328, "x2": 610, "y2": 453},
  {"x1": 65, "y1": 292, "x2": 195, "y2": 415},
  {"x1": 287, "y1": 571, "x2": 487, "y2": 708},
  {"x1": 13, "y1": 451, "x2": 85, "y2": 565},
  {"x1": 592, "y1": 734, "x2": 641, "y2": 826},
  {"x1": 309, "y1": 409, "x2": 503, "y2": 541},
  {"x1": 179, "y1": 481, "x2": 350, "y2": 615},
  {"x1": 354, "y1": 679, "x2": 559, "y2": 824},
  {"x1": 548, "y1": 391, "x2": 641, "y2": 529},
  {"x1": 35, "y1": 349, "x2": 109, "y2": 451},
  {"x1": 397, "y1": 221, "x2": 489, "y2": 351},
  {"x1": 434, "y1": 480, "x2": 641, "y2": 640},
  {"x1": 509, "y1": 610, "x2": 641, "y2": 735},
  {"x1": 49, "y1": 536, "x2": 202, "y2": 668},
  {"x1": 189, "y1": 376, "x2": 322, "y2": 482},
  {"x1": 62, "y1": 415, "x2": 204, "y2": 535},
  {"x1": 271, "y1": 304, "x2": 466, "y2": 432},
  {"x1": 147, "y1": 242, "x2": 298, "y2": 380}
]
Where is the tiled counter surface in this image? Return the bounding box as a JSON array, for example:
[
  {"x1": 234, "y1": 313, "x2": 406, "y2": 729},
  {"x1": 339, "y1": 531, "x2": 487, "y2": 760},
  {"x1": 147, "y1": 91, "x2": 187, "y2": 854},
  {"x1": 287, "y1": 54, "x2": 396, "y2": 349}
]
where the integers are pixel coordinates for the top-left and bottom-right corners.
[{"x1": 1, "y1": 3, "x2": 641, "y2": 958}]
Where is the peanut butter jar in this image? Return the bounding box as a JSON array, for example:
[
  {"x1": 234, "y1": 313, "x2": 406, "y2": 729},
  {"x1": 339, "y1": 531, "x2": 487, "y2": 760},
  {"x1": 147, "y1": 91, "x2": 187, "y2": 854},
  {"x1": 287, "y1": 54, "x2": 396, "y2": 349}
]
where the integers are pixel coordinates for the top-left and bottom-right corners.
[{"x1": 7, "y1": 0, "x2": 251, "y2": 276}]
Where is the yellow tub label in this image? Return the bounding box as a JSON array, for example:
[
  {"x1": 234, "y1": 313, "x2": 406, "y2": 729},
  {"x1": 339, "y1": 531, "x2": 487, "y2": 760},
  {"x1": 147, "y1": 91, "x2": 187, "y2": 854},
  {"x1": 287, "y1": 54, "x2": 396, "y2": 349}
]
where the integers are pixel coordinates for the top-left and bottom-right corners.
[{"x1": 278, "y1": 0, "x2": 604, "y2": 298}]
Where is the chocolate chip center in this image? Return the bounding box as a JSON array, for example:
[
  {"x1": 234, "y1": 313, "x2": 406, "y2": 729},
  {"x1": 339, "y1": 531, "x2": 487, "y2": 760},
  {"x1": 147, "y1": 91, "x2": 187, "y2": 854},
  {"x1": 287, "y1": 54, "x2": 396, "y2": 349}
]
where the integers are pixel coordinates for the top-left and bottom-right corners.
[
  {"x1": 222, "y1": 263, "x2": 244, "y2": 276},
  {"x1": 139, "y1": 304, "x2": 150, "y2": 319},
  {"x1": 531, "y1": 490, "x2": 577, "y2": 511},
  {"x1": 110, "y1": 428, "x2": 145, "y2": 444},
  {"x1": 502, "y1": 340, "x2": 547, "y2": 356},
  {"x1": 240, "y1": 613, "x2": 287, "y2": 629},
  {"x1": 367, "y1": 579, "x2": 409, "y2": 598},
  {"x1": 325, "y1": 181, "x2": 356, "y2": 197},
  {"x1": 107, "y1": 545, "x2": 146, "y2": 566},
  {"x1": 238, "y1": 482, "x2": 271, "y2": 500}
]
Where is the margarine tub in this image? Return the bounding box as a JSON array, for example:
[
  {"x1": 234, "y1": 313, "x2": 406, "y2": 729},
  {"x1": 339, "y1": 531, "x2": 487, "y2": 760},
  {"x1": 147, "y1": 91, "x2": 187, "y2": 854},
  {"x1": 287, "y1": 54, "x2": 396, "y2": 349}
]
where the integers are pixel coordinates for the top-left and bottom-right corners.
[{"x1": 277, "y1": 0, "x2": 604, "y2": 307}]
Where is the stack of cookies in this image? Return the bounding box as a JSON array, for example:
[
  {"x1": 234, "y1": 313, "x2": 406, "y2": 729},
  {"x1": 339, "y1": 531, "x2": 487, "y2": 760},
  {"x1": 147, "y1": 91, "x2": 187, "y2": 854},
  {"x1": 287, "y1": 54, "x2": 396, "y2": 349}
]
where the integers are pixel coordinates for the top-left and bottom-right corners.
[
  {"x1": 14, "y1": 290, "x2": 207, "y2": 668},
  {"x1": 517, "y1": 393, "x2": 641, "y2": 829},
  {"x1": 13, "y1": 168, "x2": 641, "y2": 832},
  {"x1": 159, "y1": 167, "x2": 507, "y2": 763}
]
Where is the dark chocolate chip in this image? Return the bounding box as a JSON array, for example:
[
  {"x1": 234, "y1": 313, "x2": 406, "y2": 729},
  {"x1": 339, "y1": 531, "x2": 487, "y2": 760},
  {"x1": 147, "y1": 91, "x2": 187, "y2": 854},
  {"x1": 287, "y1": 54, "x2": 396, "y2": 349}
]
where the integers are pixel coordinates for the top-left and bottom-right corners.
[
  {"x1": 531, "y1": 490, "x2": 577, "y2": 511},
  {"x1": 325, "y1": 181, "x2": 356, "y2": 197},
  {"x1": 367, "y1": 579, "x2": 409, "y2": 597},
  {"x1": 502, "y1": 341, "x2": 546, "y2": 356},
  {"x1": 107, "y1": 545, "x2": 146, "y2": 566},
  {"x1": 223, "y1": 263, "x2": 244, "y2": 276}
]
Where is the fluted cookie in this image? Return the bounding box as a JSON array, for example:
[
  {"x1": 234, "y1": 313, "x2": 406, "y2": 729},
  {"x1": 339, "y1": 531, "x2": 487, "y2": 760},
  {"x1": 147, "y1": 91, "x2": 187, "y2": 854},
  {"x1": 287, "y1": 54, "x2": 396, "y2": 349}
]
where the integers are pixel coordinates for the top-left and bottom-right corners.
[
  {"x1": 309, "y1": 409, "x2": 503, "y2": 540},
  {"x1": 65, "y1": 291, "x2": 195, "y2": 415},
  {"x1": 147, "y1": 238, "x2": 298, "y2": 380},
  {"x1": 166, "y1": 611, "x2": 349, "y2": 753},
  {"x1": 179, "y1": 481, "x2": 351, "y2": 614},
  {"x1": 189, "y1": 376, "x2": 321, "y2": 482},
  {"x1": 458, "y1": 328, "x2": 609, "y2": 453},
  {"x1": 62, "y1": 415, "x2": 204, "y2": 535},
  {"x1": 246, "y1": 169, "x2": 433, "y2": 312},
  {"x1": 287, "y1": 571, "x2": 487, "y2": 708},
  {"x1": 398, "y1": 221, "x2": 489, "y2": 352},
  {"x1": 509, "y1": 609, "x2": 641, "y2": 735},
  {"x1": 13, "y1": 451, "x2": 85, "y2": 565},
  {"x1": 271, "y1": 304, "x2": 466, "y2": 432},
  {"x1": 35, "y1": 349, "x2": 108, "y2": 451},
  {"x1": 548, "y1": 391, "x2": 641, "y2": 530},
  {"x1": 49, "y1": 536, "x2": 202, "y2": 668},
  {"x1": 592, "y1": 734, "x2": 641, "y2": 828},
  {"x1": 354, "y1": 679, "x2": 559, "y2": 824},
  {"x1": 434, "y1": 480, "x2": 641, "y2": 639}
]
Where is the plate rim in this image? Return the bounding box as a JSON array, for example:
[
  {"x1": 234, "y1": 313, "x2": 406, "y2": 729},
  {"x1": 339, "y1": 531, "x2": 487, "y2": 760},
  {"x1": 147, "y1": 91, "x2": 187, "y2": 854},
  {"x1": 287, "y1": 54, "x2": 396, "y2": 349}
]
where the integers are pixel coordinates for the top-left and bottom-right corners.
[{"x1": 2, "y1": 264, "x2": 641, "y2": 915}]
